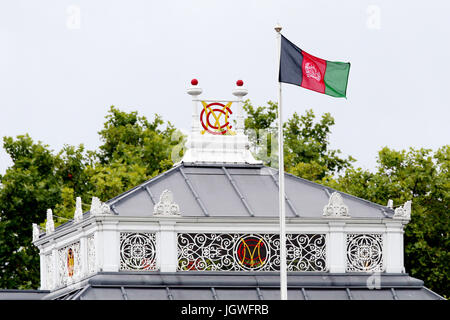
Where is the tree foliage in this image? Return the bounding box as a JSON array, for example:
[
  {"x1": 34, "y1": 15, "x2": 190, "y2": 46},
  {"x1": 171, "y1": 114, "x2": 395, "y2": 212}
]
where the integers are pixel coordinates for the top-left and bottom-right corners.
[
  {"x1": 0, "y1": 135, "x2": 62, "y2": 289},
  {"x1": 243, "y1": 100, "x2": 354, "y2": 178},
  {"x1": 0, "y1": 106, "x2": 181, "y2": 289},
  {"x1": 326, "y1": 146, "x2": 449, "y2": 296}
]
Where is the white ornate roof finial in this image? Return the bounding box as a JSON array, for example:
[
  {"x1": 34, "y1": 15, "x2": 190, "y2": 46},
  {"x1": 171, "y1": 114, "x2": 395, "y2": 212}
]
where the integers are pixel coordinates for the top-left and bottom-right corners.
[
  {"x1": 32, "y1": 223, "x2": 40, "y2": 242},
  {"x1": 73, "y1": 196, "x2": 83, "y2": 222},
  {"x1": 232, "y1": 80, "x2": 248, "y2": 134},
  {"x1": 323, "y1": 192, "x2": 350, "y2": 218},
  {"x1": 187, "y1": 78, "x2": 202, "y2": 134},
  {"x1": 101, "y1": 202, "x2": 112, "y2": 215},
  {"x1": 153, "y1": 190, "x2": 180, "y2": 216},
  {"x1": 45, "y1": 209, "x2": 55, "y2": 234},
  {"x1": 393, "y1": 200, "x2": 412, "y2": 221},
  {"x1": 186, "y1": 78, "x2": 202, "y2": 97},
  {"x1": 387, "y1": 199, "x2": 393, "y2": 209},
  {"x1": 90, "y1": 197, "x2": 112, "y2": 216}
]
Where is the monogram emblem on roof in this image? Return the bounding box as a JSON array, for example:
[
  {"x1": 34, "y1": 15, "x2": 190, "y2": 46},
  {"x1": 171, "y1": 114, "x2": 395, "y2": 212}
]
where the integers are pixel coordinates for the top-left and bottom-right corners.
[
  {"x1": 234, "y1": 235, "x2": 269, "y2": 270},
  {"x1": 200, "y1": 101, "x2": 235, "y2": 135}
]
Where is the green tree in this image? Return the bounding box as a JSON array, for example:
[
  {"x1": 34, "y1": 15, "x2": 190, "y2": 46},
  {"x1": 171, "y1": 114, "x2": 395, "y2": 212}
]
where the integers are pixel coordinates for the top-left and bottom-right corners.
[
  {"x1": 243, "y1": 100, "x2": 278, "y2": 166},
  {"x1": 284, "y1": 109, "x2": 354, "y2": 179},
  {"x1": 243, "y1": 100, "x2": 354, "y2": 178},
  {"x1": 0, "y1": 135, "x2": 62, "y2": 289},
  {"x1": 86, "y1": 106, "x2": 184, "y2": 201},
  {"x1": 97, "y1": 106, "x2": 179, "y2": 175},
  {"x1": 327, "y1": 146, "x2": 449, "y2": 297},
  {"x1": 0, "y1": 107, "x2": 182, "y2": 289}
]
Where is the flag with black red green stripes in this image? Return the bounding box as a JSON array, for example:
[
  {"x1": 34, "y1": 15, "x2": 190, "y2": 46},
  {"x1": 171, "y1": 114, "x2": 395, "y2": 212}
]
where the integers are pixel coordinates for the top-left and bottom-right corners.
[{"x1": 279, "y1": 35, "x2": 350, "y2": 98}]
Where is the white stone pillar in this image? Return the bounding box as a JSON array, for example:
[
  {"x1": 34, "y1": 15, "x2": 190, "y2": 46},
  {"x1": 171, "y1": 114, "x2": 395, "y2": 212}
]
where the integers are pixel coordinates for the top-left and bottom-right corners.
[
  {"x1": 385, "y1": 222, "x2": 405, "y2": 273},
  {"x1": 79, "y1": 233, "x2": 88, "y2": 278},
  {"x1": 328, "y1": 221, "x2": 346, "y2": 273},
  {"x1": 51, "y1": 244, "x2": 58, "y2": 289},
  {"x1": 39, "y1": 247, "x2": 46, "y2": 290},
  {"x1": 187, "y1": 79, "x2": 203, "y2": 134},
  {"x1": 98, "y1": 220, "x2": 119, "y2": 272},
  {"x1": 232, "y1": 80, "x2": 248, "y2": 135},
  {"x1": 159, "y1": 220, "x2": 177, "y2": 272}
]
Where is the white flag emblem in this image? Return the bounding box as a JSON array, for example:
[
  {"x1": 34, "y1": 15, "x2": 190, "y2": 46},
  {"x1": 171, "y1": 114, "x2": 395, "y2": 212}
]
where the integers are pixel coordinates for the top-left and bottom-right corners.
[{"x1": 305, "y1": 62, "x2": 322, "y2": 81}]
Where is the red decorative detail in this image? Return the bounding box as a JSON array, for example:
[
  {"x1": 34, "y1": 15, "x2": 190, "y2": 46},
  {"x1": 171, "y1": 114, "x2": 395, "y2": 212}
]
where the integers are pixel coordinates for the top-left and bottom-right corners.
[
  {"x1": 67, "y1": 173, "x2": 73, "y2": 179},
  {"x1": 67, "y1": 248, "x2": 74, "y2": 277},
  {"x1": 236, "y1": 236, "x2": 267, "y2": 269},
  {"x1": 300, "y1": 51, "x2": 326, "y2": 94},
  {"x1": 200, "y1": 102, "x2": 233, "y2": 135},
  {"x1": 191, "y1": 79, "x2": 198, "y2": 86},
  {"x1": 236, "y1": 80, "x2": 244, "y2": 86},
  {"x1": 186, "y1": 258, "x2": 203, "y2": 271}
]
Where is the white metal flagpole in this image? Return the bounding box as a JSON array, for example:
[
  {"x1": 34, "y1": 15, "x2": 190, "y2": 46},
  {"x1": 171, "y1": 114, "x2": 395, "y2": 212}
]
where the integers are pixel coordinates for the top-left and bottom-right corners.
[{"x1": 275, "y1": 23, "x2": 288, "y2": 300}]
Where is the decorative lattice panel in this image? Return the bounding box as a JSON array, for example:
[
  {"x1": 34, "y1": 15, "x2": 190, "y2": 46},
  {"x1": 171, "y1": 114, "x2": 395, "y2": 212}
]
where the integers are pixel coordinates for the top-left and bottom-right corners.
[
  {"x1": 56, "y1": 242, "x2": 81, "y2": 288},
  {"x1": 45, "y1": 253, "x2": 53, "y2": 289},
  {"x1": 286, "y1": 234, "x2": 327, "y2": 271},
  {"x1": 87, "y1": 234, "x2": 96, "y2": 274},
  {"x1": 119, "y1": 233, "x2": 157, "y2": 271},
  {"x1": 177, "y1": 233, "x2": 326, "y2": 272},
  {"x1": 346, "y1": 234, "x2": 384, "y2": 272}
]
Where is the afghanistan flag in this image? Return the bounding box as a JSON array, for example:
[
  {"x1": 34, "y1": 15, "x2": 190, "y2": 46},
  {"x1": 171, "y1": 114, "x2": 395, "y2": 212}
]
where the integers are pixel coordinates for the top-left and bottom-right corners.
[{"x1": 279, "y1": 35, "x2": 350, "y2": 98}]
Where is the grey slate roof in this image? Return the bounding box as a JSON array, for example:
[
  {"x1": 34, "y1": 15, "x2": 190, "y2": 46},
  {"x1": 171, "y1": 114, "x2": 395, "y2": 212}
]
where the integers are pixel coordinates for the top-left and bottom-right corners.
[
  {"x1": 1, "y1": 273, "x2": 443, "y2": 300},
  {"x1": 41, "y1": 272, "x2": 443, "y2": 300},
  {"x1": 0, "y1": 289, "x2": 49, "y2": 300},
  {"x1": 104, "y1": 163, "x2": 394, "y2": 219}
]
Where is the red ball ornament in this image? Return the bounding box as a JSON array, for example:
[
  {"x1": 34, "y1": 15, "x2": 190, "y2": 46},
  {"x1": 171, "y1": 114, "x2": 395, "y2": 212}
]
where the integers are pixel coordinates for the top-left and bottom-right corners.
[
  {"x1": 191, "y1": 79, "x2": 198, "y2": 86},
  {"x1": 236, "y1": 80, "x2": 244, "y2": 86},
  {"x1": 68, "y1": 173, "x2": 73, "y2": 179}
]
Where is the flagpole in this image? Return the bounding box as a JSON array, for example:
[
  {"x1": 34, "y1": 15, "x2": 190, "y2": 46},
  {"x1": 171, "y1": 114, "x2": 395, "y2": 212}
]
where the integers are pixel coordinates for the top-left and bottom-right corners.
[{"x1": 275, "y1": 23, "x2": 288, "y2": 301}]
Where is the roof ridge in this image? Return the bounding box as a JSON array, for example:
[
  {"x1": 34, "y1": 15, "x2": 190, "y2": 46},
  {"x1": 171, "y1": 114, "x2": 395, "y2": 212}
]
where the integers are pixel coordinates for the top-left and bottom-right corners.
[
  {"x1": 266, "y1": 166, "x2": 394, "y2": 215},
  {"x1": 106, "y1": 164, "x2": 182, "y2": 207}
]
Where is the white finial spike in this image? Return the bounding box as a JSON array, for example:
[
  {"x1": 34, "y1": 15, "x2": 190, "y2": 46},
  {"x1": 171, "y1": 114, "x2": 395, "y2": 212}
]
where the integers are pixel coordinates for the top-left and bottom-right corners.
[
  {"x1": 32, "y1": 223, "x2": 40, "y2": 242},
  {"x1": 45, "y1": 209, "x2": 55, "y2": 234},
  {"x1": 387, "y1": 199, "x2": 393, "y2": 209},
  {"x1": 74, "y1": 197, "x2": 83, "y2": 222},
  {"x1": 90, "y1": 197, "x2": 102, "y2": 216}
]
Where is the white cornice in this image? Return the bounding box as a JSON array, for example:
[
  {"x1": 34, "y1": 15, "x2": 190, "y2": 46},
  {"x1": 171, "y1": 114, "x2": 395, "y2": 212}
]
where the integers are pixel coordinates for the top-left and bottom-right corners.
[{"x1": 33, "y1": 213, "x2": 402, "y2": 248}]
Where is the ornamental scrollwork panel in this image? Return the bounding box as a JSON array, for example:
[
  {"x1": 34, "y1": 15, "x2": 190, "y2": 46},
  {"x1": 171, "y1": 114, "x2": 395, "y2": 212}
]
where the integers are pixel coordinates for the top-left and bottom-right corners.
[
  {"x1": 346, "y1": 234, "x2": 384, "y2": 272},
  {"x1": 56, "y1": 242, "x2": 81, "y2": 288},
  {"x1": 45, "y1": 253, "x2": 53, "y2": 290},
  {"x1": 286, "y1": 234, "x2": 326, "y2": 272},
  {"x1": 177, "y1": 233, "x2": 326, "y2": 272},
  {"x1": 119, "y1": 232, "x2": 157, "y2": 271}
]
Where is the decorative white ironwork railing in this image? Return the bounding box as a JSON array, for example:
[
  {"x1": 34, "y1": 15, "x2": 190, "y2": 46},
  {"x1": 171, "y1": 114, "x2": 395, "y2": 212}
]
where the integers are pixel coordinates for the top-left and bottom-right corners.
[
  {"x1": 119, "y1": 232, "x2": 157, "y2": 271},
  {"x1": 177, "y1": 233, "x2": 326, "y2": 272},
  {"x1": 346, "y1": 234, "x2": 384, "y2": 272}
]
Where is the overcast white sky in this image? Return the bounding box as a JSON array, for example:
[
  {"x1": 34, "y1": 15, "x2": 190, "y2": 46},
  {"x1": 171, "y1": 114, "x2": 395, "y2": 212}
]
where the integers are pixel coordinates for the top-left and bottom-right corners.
[{"x1": 0, "y1": 0, "x2": 449, "y2": 175}]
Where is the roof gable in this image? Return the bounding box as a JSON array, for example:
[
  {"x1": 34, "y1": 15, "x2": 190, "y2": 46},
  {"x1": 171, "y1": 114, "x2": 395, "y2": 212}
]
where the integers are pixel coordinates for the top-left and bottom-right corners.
[{"x1": 104, "y1": 163, "x2": 393, "y2": 219}]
